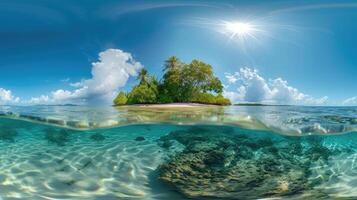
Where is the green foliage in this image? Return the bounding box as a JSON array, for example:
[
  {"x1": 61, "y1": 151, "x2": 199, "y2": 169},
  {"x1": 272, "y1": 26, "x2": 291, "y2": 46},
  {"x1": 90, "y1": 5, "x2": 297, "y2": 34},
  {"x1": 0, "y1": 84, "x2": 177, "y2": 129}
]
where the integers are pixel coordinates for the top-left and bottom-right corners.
[
  {"x1": 190, "y1": 93, "x2": 231, "y2": 105},
  {"x1": 128, "y1": 84, "x2": 157, "y2": 104},
  {"x1": 164, "y1": 56, "x2": 182, "y2": 72},
  {"x1": 161, "y1": 56, "x2": 183, "y2": 102},
  {"x1": 161, "y1": 57, "x2": 224, "y2": 102},
  {"x1": 113, "y1": 57, "x2": 231, "y2": 106},
  {"x1": 179, "y1": 60, "x2": 223, "y2": 101},
  {"x1": 138, "y1": 68, "x2": 149, "y2": 84},
  {"x1": 127, "y1": 76, "x2": 159, "y2": 104},
  {"x1": 113, "y1": 92, "x2": 128, "y2": 105},
  {"x1": 157, "y1": 90, "x2": 174, "y2": 103},
  {"x1": 214, "y1": 94, "x2": 231, "y2": 105}
]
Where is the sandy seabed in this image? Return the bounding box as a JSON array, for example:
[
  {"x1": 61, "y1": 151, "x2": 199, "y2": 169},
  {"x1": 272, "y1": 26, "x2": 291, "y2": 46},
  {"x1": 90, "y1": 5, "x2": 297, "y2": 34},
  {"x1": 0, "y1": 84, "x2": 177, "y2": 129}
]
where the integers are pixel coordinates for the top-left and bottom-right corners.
[{"x1": 0, "y1": 119, "x2": 186, "y2": 200}]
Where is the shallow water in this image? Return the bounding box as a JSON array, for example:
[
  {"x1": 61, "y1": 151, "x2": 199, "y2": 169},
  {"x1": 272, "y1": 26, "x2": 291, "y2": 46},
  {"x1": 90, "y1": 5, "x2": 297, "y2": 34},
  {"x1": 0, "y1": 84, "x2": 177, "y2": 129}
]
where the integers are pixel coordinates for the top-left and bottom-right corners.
[
  {"x1": 0, "y1": 105, "x2": 356, "y2": 135},
  {"x1": 0, "y1": 106, "x2": 356, "y2": 199}
]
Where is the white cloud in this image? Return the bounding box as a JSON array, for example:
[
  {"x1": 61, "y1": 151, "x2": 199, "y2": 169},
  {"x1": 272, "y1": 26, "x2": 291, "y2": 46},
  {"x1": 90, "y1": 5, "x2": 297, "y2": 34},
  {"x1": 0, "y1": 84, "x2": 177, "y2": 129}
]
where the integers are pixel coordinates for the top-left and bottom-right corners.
[
  {"x1": 61, "y1": 78, "x2": 70, "y2": 83},
  {"x1": 0, "y1": 88, "x2": 13, "y2": 102},
  {"x1": 29, "y1": 48, "x2": 143, "y2": 105},
  {"x1": 223, "y1": 67, "x2": 328, "y2": 105},
  {"x1": 223, "y1": 89, "x2": 244, "y2": 103},
  {"x1": 224, "y1": 72, "x2": 239, "y2": 84},
  {"x1": 69, "y1": 82, "x2": 83, "y2": 88},
  {"x1": 343, "y1": 96, "x2": 357, "y2": 105},
  {"x1": 0, "y1": 88, "x2": 20, "y2": 105},
  {"x1": 29, "y1": 95, "x2": 50, "y2": 104}
]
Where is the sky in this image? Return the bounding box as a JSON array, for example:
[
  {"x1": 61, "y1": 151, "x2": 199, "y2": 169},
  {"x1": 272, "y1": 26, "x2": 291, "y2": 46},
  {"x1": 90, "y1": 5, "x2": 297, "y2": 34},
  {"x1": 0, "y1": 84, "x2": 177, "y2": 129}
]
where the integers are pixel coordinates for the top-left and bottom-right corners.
[{"x1": 0, "y1": 0, "x2": 356, "y2": 105}]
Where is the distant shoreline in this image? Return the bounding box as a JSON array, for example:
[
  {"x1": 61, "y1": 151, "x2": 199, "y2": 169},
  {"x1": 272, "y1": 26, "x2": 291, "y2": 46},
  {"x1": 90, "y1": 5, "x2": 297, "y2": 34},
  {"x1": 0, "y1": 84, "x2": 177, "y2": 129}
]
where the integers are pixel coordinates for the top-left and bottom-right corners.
[
  {"x1": 115, "y1": 103, "x2": 219, "y2": 108},
  {"x1": 234, "y1": 103, "x2": 290, "y2": 106},
  {"x1": 114, "y1": 103, "x2": 288, "y2": 108}
]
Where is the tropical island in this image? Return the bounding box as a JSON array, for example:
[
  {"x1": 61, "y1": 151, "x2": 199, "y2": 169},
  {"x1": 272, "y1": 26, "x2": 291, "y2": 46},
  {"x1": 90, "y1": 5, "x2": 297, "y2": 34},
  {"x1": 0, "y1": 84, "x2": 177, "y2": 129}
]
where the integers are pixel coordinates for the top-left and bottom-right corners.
[{"x1": 113, "y1": 56, "x2": 231, "y2": 106}]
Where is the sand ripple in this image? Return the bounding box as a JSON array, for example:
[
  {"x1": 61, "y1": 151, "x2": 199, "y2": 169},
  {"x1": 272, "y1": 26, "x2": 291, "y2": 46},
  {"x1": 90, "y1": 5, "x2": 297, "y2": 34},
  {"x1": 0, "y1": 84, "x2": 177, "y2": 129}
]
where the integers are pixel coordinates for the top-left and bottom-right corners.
[{"x1": 0, "y1": 121, "x2": 183, "y2": 200}]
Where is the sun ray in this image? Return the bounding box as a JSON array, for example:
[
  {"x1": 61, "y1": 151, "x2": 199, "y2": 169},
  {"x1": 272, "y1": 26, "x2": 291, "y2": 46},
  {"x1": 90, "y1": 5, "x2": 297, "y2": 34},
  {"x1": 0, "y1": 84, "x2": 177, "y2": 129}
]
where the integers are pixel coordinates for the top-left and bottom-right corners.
[{"x1": 220, "y1": 20, "x2": 262, "y2": 44}]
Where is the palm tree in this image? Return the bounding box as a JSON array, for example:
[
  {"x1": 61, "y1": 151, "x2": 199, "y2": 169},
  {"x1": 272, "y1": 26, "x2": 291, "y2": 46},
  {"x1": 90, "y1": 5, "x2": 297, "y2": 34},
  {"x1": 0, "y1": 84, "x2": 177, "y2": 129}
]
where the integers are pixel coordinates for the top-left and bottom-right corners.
[
  {"x1": 164, "y1": 56, "x2": 181, "y2": 72},
  {"x1": 138, "y1": 68, "x2": 148, "y2": 84}
]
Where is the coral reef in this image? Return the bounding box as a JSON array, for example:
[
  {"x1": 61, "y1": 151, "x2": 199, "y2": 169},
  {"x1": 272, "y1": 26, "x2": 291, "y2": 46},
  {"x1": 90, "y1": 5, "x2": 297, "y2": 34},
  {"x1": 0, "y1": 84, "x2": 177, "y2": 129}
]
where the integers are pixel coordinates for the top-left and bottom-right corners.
[
  {"x1": 44, "y1": 128, "x2": 72, "y2": 146},
  {"x1": 0, "y1": 126, "x2": 18, "y2": 142},
  {"x1": 90, "y1": 133, "x2": 105, "y2": 141},
  {"x1": 157, "y1": 126, "x2": 340, "y2": 199},
  {"x1": 135, "y1": 136, "x2": 146, "y2": 141}
]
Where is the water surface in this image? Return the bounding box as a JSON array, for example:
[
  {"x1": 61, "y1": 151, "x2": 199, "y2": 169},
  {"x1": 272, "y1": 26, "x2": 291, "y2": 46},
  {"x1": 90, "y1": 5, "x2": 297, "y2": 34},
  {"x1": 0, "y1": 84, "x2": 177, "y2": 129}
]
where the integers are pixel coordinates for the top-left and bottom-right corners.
[
  {"x1": 0, "y1": 105, "x2": 356, "y2": 199},
  {"x1": 1, "y1": 105, "x2": 356, "y2": 135}
]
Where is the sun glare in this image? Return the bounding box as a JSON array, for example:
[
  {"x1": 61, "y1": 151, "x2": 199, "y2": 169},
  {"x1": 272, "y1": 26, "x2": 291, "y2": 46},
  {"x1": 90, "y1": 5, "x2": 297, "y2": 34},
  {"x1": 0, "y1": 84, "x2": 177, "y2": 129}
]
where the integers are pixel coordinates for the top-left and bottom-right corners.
[
  {"x1": 225, "y1": 22, "x2": 253, "y2": 35},
  {"x1": 220, "y1": 21, "x2": 261, "y2": 43}
]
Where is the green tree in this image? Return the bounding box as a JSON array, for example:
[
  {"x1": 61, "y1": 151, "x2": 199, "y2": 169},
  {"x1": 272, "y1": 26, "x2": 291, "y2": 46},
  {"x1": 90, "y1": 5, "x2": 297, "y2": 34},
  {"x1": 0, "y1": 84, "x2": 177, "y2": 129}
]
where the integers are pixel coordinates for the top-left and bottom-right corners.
[
  {"x1": 128, "y1": 83, "x2": 158, "y2": 104},
  {"x1": 128, "y1": 76, "x2": 159, "y2": 104},
  {"x1": 138, "y1": 68, "x2": 149, "y2": 84},
  {"x1": 113, "y1": 92, "x2": 128, "y2": 105},
  {"x1": 160, "y1": 56, "x2": 183, "y2": 102},
  {"x1": 163, "y1": 56, "x2": 182, "y2": 72},
  {"x1": 114, "y1": 56, "x2": 230, "y2": 106},
  {"x1": 180, "y1": 60, "x2": 223, "y2": 101},
  {"x1": 214, "y1": 94, "x2": 231, "y2": 105},
  {"x1": 160, "y1": 58, "x2": 225, "y2": 103},
  {"x1": 189, "y1": 93, "x2": 231, "y2": 105}
]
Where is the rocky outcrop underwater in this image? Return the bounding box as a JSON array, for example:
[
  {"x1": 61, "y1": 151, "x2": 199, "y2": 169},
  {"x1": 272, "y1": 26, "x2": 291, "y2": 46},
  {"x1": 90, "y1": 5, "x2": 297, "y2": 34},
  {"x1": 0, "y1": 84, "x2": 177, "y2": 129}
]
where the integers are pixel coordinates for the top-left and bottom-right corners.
[{"x1": 157, "y1": 126, "x2": 350, "y2": 199}]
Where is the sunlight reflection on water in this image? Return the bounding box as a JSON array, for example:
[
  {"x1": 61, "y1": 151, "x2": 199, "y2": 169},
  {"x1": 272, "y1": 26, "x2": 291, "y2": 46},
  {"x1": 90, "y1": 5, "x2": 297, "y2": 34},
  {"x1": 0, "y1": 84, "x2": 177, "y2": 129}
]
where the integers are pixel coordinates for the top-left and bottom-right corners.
[{"x1": 0, "y1": 105, "x2": 356, "y2": 135}]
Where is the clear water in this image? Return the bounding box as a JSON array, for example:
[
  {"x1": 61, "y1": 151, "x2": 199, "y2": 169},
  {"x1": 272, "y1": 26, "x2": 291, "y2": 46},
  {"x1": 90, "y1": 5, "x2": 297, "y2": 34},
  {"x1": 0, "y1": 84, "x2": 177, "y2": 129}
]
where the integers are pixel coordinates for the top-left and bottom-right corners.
[
  {"x1": 0, "y1": 105, "x2": 356, "y2": 199},
  {"x1": 1, "y1": 105, "x2": 356, "y2": 135}
]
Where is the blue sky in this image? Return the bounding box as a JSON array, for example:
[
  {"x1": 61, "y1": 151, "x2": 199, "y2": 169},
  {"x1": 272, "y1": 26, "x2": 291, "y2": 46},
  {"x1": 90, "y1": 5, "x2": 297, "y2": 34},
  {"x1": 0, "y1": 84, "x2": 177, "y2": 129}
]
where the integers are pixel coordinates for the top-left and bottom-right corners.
[{"x1": 0, "y1": 0, "x2": 356, "y2": 105}]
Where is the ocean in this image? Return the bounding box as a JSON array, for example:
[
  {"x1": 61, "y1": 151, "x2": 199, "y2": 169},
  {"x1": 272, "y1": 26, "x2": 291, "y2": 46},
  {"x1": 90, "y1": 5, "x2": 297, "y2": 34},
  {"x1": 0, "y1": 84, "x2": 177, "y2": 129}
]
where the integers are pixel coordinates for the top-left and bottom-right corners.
[{"x1": 0, "y1": 105, "x2": 356, "y2": 199}]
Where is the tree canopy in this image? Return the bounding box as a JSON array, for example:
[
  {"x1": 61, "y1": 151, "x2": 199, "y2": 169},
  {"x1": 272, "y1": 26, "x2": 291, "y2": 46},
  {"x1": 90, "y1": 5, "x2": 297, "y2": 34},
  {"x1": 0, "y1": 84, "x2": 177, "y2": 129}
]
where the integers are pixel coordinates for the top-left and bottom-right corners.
[
  {"x1": 127, "y1": 76, "x2": 158, "y2": 104},
  {"x1": 113, "y1": 92, "x2": 128, "y2": 105},
  {"x1": 113, "y1": 56, "x2": 231, "y2": 106},
  {"x1": 137, "y1": 68, "x2": 149, "y2": 84}
]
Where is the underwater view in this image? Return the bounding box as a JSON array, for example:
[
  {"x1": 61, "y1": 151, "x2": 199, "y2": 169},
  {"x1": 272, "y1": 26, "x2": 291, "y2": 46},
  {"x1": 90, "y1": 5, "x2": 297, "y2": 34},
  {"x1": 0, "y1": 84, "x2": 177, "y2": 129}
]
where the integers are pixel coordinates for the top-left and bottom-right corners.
[
  {"x1": 0, "y1": 105, "x2": 356, "y2": 200},
  {"x1": 1, "y1": 0, "x2": 357, "y2": 199}
]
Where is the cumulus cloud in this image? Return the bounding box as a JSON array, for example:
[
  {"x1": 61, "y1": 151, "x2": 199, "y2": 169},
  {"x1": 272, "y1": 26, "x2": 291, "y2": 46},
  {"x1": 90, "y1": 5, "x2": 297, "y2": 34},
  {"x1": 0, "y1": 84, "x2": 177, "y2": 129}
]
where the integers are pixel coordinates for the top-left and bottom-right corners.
[
  {"x1": 0, "y1": 88, "x2": 20, "y2": 104},
  {"x1": 343, "y1": 96, "x2": 357, "y2": 105},
  {"x1": 30, "y1": 48, "x2": 143, "y2": 105},
  {"x1": 223, "y1": 67, "x2": 328, "y2": 105},
  {"x1": 224, "y1": 72, "x2": 239, "y2": 84},
  {"x1": 29, "y1": 95, "x2": 50, "y2": 105}
]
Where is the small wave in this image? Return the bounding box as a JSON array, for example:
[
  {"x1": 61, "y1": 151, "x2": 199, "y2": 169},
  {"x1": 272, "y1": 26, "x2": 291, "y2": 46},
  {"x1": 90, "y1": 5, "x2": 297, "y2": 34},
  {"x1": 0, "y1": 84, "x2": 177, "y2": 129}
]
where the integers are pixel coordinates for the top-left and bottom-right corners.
[
  {"x1": 0, "y1": 111, "x2": 118, "y2": 129},
  {"x1": 1, "y1": 105, "x2": 356, "y2": 136}
]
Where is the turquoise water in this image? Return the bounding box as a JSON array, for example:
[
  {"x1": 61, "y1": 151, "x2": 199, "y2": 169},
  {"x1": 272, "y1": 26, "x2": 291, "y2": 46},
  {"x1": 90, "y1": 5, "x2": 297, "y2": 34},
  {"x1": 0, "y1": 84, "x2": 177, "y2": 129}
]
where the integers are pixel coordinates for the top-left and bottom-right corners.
[{"x1": 0, "y1": 106, "x2": 356, "y2": 199}]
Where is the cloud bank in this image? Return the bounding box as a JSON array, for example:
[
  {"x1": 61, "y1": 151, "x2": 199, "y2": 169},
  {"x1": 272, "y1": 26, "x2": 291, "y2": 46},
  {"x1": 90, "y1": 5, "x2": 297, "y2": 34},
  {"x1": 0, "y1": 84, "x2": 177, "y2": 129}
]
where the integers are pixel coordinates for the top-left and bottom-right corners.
[
  {"x1": 0, "y1": 88, "x2": 19, "y2": 105},
  {"x1": 223, "y1": 67, "x2": 328, "y2": 105},
  {"x1": 29, "y1": 48, "x2": 143, "y2": 105}
]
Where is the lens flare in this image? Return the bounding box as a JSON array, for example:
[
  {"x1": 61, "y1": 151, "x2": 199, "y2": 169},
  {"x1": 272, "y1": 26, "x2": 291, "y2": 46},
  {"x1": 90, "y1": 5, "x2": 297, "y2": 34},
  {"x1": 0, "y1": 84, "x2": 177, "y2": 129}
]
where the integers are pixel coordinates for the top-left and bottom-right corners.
[
  {"x1": 225, "y1": 22, "x2": 253, "y2": 35},
  {"x1": 222, "y1": 21, "x2": 260, "y2": 42}
]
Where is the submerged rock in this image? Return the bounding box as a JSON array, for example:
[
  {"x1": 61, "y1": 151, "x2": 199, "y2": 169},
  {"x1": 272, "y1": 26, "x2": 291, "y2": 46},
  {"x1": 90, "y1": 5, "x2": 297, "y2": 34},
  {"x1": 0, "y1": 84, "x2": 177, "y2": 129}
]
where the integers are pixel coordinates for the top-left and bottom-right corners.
[
  {"x1": 157, "y1": 126, "x2": 340, "y2": 199},
  {"x1": 44, "y1": 128, "x2": 71, "y2": 146},
  {"x1": 135, "y1": 136, "x2": 146, "y2": 141},
  {"x1": 0, "y1": 126, "x2": 18, "y2": 142},
  {"x1": 158, "y1": 139, "x2": 173, "y2": 149},
  {"x1": 90, "y1": 133, "x2": 105, "y2": 141}
]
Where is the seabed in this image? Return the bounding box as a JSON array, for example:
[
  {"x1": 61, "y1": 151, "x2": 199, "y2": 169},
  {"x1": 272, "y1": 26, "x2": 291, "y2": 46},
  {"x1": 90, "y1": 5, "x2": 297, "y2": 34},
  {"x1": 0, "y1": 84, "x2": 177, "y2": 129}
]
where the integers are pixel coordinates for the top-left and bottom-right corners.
[{"x1": 0, "y1": 105, "x2": 356, "y2": 199}]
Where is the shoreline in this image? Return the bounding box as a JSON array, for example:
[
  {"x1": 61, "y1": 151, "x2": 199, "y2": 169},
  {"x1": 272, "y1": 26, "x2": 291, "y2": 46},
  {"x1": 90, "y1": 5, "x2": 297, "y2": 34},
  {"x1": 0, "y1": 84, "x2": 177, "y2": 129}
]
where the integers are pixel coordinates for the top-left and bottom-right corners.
[{"x1": 117, "y1": 103, "x2": 220, "y2": 108}]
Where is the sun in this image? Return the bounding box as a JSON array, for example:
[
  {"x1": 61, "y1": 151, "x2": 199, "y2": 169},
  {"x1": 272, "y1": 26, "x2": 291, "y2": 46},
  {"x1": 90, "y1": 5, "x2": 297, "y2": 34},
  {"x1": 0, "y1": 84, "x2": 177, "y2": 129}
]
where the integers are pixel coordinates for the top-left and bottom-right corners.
[
  {"x1": 221, "y1": 21, "x2": 260, "y2": 42},
  {"x1": 225, "y1": 22, "x2": 253, "y2": 35},
  {"x1": 190, "y1": 18, "x2": 264, "y2": 45}
]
